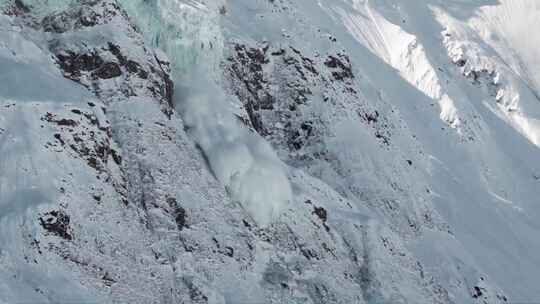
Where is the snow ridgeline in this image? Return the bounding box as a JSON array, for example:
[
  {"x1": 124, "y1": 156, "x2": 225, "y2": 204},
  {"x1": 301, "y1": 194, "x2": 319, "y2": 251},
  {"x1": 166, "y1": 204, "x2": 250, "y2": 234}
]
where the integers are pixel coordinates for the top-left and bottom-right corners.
[{"x1": 119, "y1": 0, "x2": 292, "y2": 226}]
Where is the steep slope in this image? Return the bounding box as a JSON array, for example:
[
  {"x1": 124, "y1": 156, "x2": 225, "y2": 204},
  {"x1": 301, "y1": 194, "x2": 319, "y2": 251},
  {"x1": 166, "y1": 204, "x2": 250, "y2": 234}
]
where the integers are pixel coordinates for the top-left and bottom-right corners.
[
  {"x1": 0, "y1": 1, "x2": 452, "y2": 303},
  {"x1": 0, "y1": 0, "x2": 539, "y2": 304},
  {"x1": 217, "y1": 0, "x2": 540, "y2": 302}
]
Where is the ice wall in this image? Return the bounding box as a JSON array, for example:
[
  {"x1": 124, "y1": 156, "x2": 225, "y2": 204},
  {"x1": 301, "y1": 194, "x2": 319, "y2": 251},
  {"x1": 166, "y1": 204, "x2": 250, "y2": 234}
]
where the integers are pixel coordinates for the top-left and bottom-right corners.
[{"x1": 119, "y1": 0, "x2": 223, "y2": 73}]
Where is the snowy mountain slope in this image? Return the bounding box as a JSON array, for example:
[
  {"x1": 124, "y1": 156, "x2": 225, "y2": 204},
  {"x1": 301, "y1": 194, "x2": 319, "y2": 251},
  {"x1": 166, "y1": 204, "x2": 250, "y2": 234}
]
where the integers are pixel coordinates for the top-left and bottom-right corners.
[
  {"x1": 217, "y1": 0, "x2": 540, "y2": 302},
  {"x1": 356, "y1": 2, "x2": 540, "y2": 301},
  {"x1": 470, "y1": 0, "x2": 540, "y2": 94},
  {"x1": 0, "y1": 1, "x2": 450, "y2": 303},
  {"x1": 0, "y1": 0, "x2": 539, "y2": 303}
]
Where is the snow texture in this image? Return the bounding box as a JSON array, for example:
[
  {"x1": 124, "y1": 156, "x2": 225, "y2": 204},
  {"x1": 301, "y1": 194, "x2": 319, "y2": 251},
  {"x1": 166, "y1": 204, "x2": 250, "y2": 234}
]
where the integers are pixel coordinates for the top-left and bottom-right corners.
[
  {"x1": 119, "y1": 0, "x2": 292, "y2": 226},
  {"x1": 1, "y1": 0, "x2": 540, "y2": 303},
  {"x1": 178, "y1": 69, "x2": 292, "y2": 226}
]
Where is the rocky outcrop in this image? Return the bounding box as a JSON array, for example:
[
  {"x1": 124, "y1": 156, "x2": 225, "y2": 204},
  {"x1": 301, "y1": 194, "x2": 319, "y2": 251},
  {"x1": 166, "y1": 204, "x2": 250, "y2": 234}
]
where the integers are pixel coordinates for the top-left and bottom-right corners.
[{"x1": 42, "y1": 0, "x2": 174, "y2": 117}]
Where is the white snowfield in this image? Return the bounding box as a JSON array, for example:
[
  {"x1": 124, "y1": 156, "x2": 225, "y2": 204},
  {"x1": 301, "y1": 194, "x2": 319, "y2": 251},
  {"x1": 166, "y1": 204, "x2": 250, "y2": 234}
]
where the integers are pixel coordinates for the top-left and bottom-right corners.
[{"x1": 0, "y1": 0, "x2": 539, "y2": 303}]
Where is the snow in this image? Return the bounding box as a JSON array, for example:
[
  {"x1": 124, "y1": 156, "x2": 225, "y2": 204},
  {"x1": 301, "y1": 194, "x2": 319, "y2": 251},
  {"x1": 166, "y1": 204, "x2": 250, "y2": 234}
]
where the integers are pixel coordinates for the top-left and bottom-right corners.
[
  {"x1": 222, "y1": 0, "x2": 540, "y2": 301},
  {"x1": 436, "y1": 2, "x2": 540, "y2": 147},
  {"x1": 2, "y1": 0, "x2": 540, "y2": 303},
  {"x1": 471, "y1": 0, "x2": 540, "y2": 92},
  {"x1": 0, "y1": 17, "x2": 103, "y2": 302},
  {"x1": 358, "y1": 2, "x2": 540, "y2": 300},
  {"x1": 0, "y1": 15, "x2": 91, "y2": 102},
  {"x1": 119, "y1": 0, "x2": 292, "y2": 226},
  {"x1": 178, "y1": 68, "x2": 292, "y2": 227}
]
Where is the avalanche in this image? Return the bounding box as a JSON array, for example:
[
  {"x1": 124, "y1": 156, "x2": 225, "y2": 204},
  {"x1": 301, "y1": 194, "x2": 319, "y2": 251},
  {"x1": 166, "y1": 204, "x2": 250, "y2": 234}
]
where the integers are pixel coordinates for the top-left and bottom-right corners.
[{"x1": 119, "y1": 0, "x2": 292, "y2": 226}]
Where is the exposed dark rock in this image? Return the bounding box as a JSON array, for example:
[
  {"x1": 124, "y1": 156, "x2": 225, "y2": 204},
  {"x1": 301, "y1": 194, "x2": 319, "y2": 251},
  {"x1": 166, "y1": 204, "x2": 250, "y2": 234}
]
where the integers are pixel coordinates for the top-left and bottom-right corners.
[
  {"x1": 227, "y1": 43, "x2": 275, "y2": 134},
  {"x1": 2, "y1": 0, "x2": 30, "y2": 16},
  {"x1": 313, "y1": 205, "x2": 330, "y2": 231},
  {"x1": 456, "y1": 59, "x2": 467, "y2": 67},
  {"x1": 375, "y1": 131, "x2": 391, "y2": 146},
  {"x1": 39, "y1": 210, "x2": 72, "y2": 240},
  {"x1": 87, "y1": 156, "x2": 98, "y2": 169},
  {"x1": 126, "y1": 60, "x2": 148, "y2": 78},
  {"x1": 45, "y1": 0, "x2": 175, "y2": 117},
  {"x1": 174, "y1": 207, "x2": 187, "y2": 231},
  {"x1": 313, "y1": 206, "x2": 328, "y2": 223},
  {"x1": 167, "y1": 197, "x2": 188, "y2": 231},
  {"x1": 110, "y1": 148, "x2": 122, "y2": 165},
  {"x1": 364, "y1": 111, "x2": 379, "y2": 123},
  {"x1": 54, "y1": 133, "x2": 65, "y2": 145},
  {"x1": 92, "y1": 62, "x2": 122, "y2": 79},
  {"x1": 472, "y1": 286, "x2": 483, "y2": 298},
  {"x1": 186, "y1": 280, "x2": 209, "y2": 303},
  {"x1": 224, "y1": 246, "x2": 234, "y2": 257},
  {"x1": 300, "y1": 245, "x2": 320, "y2": 260},
  {"x1": 56, "y1": 51, "x2": 104, "y2": 80},
  {"x1": 102, "y1": 272, "x2": 116, "y2": 287},
  {"x1": 324, "y1": 54, "x2": 354, "y2": 80},
  {"x1": 56, "y1": 118, "x2": 78, "y2": 127},
  {"x1": 271, "y1": 48, "x2": 286, "y2": 56}
]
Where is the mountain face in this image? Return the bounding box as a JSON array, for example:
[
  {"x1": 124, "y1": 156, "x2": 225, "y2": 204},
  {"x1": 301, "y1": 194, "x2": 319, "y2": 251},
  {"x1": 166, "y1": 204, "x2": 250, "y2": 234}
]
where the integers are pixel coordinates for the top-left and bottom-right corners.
[{"x1": 1, "y1": 0, "x2": 539, "y2": 303}]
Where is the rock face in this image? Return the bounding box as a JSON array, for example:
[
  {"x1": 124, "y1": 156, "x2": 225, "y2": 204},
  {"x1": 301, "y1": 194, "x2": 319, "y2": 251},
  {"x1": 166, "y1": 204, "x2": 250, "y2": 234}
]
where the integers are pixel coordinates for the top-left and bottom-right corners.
[
  {"x1": 42, "y1": 0, "x2": 174, "y2": 116},
  {"x1": 1, "y1": 0, "x2": 540, "y2": 303}
]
